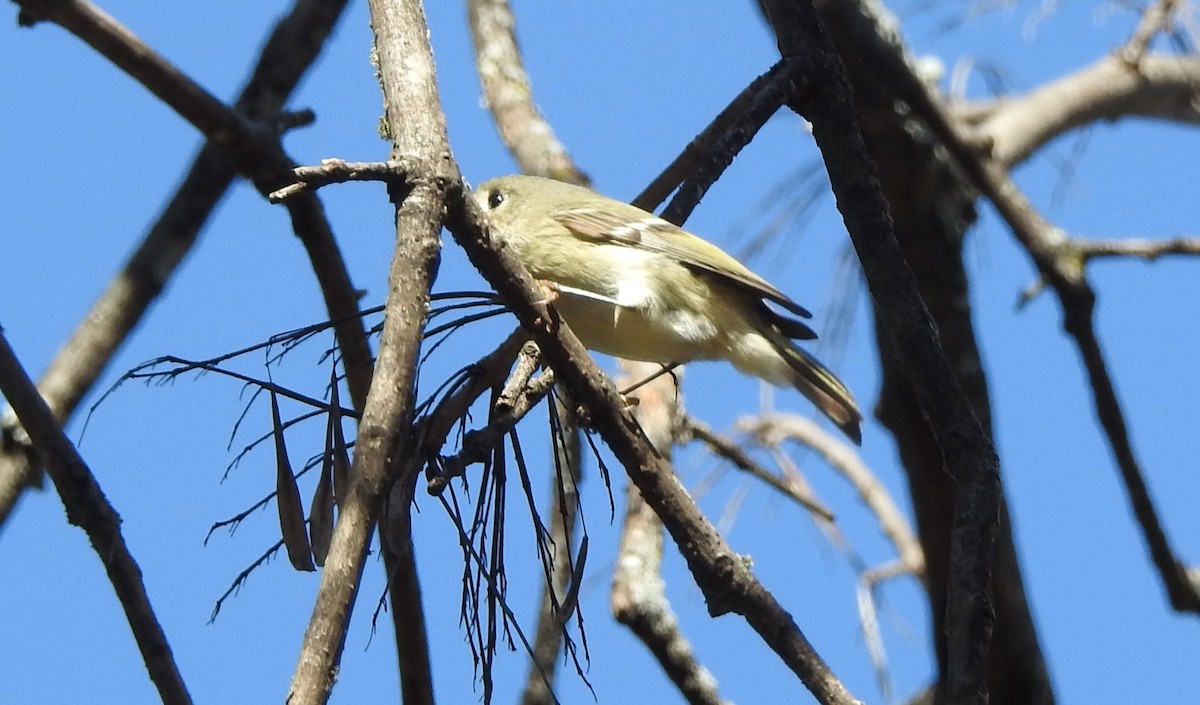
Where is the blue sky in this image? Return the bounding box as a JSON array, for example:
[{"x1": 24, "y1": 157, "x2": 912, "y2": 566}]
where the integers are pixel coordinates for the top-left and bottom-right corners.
[{"x1": 1, "y1": 2, "x2": 1197, "y2": 704}]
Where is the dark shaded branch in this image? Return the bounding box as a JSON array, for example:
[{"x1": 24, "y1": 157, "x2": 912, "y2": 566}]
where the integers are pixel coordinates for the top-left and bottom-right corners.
[
  {"x1": 824, "y1": 0, "x2": 1200, "y2": 618},
  {"x1": 759, "y1": 3, "x2": 1002, "y2": 705},
  {"x1": 0, "y1": 330, "x2": 192, "y2": 705},
  {"x1": 809, "y1": 2, "x2": 1051, "y2": 703},
  {"x1": 1062, "y1": 291, "x2": 1200, "y2": 613}
]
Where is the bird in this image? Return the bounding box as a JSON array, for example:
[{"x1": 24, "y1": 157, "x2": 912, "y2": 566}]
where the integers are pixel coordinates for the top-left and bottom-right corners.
[{"x1": 474, "y1": 174, "x2": 862, "y2": 444}]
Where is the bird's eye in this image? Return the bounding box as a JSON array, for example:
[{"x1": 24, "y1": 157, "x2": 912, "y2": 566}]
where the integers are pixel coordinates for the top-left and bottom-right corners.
[{"x1": 486, "y1": 189, "x2": 505, "y2": 210}]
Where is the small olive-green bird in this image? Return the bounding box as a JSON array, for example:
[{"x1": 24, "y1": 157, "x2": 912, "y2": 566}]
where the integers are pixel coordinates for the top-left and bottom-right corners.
[{"x1": 474, "y1": 174, "x2": 862, "y2": 444}]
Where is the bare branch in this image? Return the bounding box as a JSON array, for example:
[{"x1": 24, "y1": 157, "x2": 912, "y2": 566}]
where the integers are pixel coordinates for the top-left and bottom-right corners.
[
  {"x1": 1076, "y1": 235, "x2": 1200, "y2": 260},
  {"x1": 970, "y1": 54, "x2": 1200, "y2": 168},
  {"x1": 680, "y1": 416, "x2": 836, "y2": 522},
  {"x1": 467, "y1": 0, "x2": 586, "y2": 183},
  {"x1": 760, "y1": 2, "x2": 1001, "y2": 703},
  {"x1": 1120, "y1": 0, "x2": 1183, "y2": 65},
  {"x1": 286, "y1": 0, "x2": 451, "y2": 700},
  {"x1": 0, "y1": 330, "x2": 192, "y2": 705},
  {"x1": 739, "y1": 413, "x2": 925, "y2": 578},
  {"x1": 839, "y1": 0, "x2": 1200, "y2": 617},
  {"x1": 13, "y1": 0, "x2": 373, "y2": 400},
  {"x1": 612, "y1": 362, "x2": 729, "y2": 705},
  {"x1": 270, "y1": 158, "x2": 426, "y2": 201},
  {"x1": 1020, "y1": 234, "x2": 1200, "y2": 301}
]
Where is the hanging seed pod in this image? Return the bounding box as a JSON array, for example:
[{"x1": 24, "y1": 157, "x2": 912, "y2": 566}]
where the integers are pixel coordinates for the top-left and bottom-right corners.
[
  {"x1": 328, "y1": 375, "x2": 352, "y2": 508},
  {"x1": 271, "y1": 389, "x2": 315, "y2": 572},
  {"x1": 308, "y1": 410, "x2": 337, "y2": 567}
]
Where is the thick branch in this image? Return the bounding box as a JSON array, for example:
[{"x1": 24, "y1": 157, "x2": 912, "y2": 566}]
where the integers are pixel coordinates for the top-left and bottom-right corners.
[
  {"x1": 285, "y1": 0, "x2": 450, "y2": 702},
  {"x1": 759, "y1": 3, "x2": 1002, "y2": 705},
  {"x1": 859, "y1": 6, "x2": 1200, "y2": 617}
]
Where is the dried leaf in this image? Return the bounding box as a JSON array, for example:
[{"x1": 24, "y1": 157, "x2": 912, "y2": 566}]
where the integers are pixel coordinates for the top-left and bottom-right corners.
[
  {"x1": 309, "y1": 413, "x2": 337, "y2": 567},
  {"x1": 557, "y1": 535, "x2": 588, "y2": 626},
  {"x1": 271, "y1": 389, "x2": 315, "y2": 572},
  {"x1": 328, "y1": 375, "x2": 352, "y2": 507}
]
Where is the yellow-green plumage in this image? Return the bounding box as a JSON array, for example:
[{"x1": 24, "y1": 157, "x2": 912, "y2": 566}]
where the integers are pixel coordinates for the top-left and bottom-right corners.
[{"x1": 474, "y1": 174, "x2": 862, "y2": 444}]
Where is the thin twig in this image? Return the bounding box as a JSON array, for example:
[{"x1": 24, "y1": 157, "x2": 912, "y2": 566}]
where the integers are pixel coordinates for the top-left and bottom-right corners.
[
  {"x1": 1120, "y1": 0, "x2": 1181, "y2": 65},
  {"x1": 739, "y1": 413, "x2": 924, "y2": 577},
  {"x1": 680, "y1": 416, "x2": 835, "y2": 522},
  {"x1": 1076, "y1": 235, "x2": 1200, "y2": 260}
]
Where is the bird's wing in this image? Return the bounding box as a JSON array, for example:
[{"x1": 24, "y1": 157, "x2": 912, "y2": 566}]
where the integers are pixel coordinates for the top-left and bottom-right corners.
[{"x1": 553, "y1": 206, "x2": 812, "y2": 319}]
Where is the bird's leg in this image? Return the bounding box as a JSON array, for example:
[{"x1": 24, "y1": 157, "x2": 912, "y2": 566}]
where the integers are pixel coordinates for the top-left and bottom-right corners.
[
  {"x1": 527, "y1": 279, "x2": 564, "y2": 333},
  {"x1": 532, "y1": 279, "x2": 562, "y2": 306}
]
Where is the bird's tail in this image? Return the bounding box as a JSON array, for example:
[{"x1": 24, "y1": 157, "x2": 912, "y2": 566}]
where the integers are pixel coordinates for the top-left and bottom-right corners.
[{"x1": 777, "y1": 342, "x2": 863, "y2": 444}]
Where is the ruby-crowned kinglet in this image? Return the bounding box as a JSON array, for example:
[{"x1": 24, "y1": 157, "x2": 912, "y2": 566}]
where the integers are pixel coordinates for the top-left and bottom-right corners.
[{"x1": 474, "y1": 174, "x2": 862, "y2": 444}]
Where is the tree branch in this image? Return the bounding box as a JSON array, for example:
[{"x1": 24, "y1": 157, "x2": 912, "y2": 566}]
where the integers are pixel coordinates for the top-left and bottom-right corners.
[
  {"x1": 611, "y1": 362, "x2": 729, "y2": 705},
  {"x1": 467, "y1": 0, "x2": 586, "y2": 184},
  {"x1": 854, "y1": 3, "x2": 1200, "y2": 617},
  {"x1": 969, "y1": 54, "x2": 1200, "y2": 168},
  {"x1": 759, "y1": 3, "x2": 1002, "y2": 704},
  {"x1": 739, "y1": 413, "x2": 925, "y2": 578},
  {"x1": 1075, "y1": 235, "x2": 1200, "y2": 261},
  {"x1": 285, "y1": 0, "x2": 451, "y2": 700},
  {"x1": 0, "y1": 329, "x2": 192, "y2": 705},
  {"x1": 680, "y1": 416, "x2": 835, "y2": 522}
]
